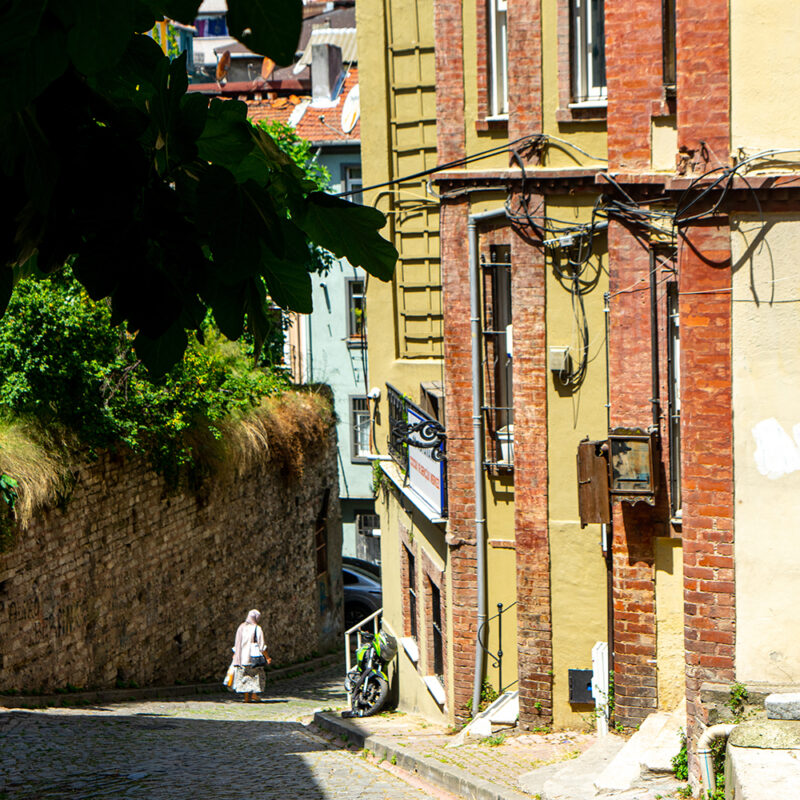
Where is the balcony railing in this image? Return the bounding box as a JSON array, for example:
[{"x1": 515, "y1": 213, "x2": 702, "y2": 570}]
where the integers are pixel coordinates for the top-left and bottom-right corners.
[
  {"x1": 387, "y1": 383, "x2": 410, "y2": 470},
  {"x1": 386, "y1": 383, "x2": 448, "y2": 517}
]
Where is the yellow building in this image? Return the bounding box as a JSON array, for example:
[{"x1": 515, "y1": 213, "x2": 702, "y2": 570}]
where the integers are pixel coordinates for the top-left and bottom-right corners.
[{"x1": 357, "y1": 0, "x2": 614, "y2": 727}]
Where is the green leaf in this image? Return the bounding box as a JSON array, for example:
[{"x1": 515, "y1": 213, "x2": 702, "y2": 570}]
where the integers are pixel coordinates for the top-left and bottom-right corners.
[
  {"x1": 0, "y1": 110, "x2": 58, "y2": 212},
  {"x1": 295, "y1": 192, "x2": 397, "y2": 281},
  {"x1": 179, "y1": 91, "x2": 208, "y2": 143},
  {"x1": 0, "y1": 268, "x2": 13, "y2": 318},
  {"x1": 243, "y1": 277, "x2": 271, "y2": 363},
  {"x1": 133, "y1": 321, "x2": 188, "y2": 378},
  {"x1": 0, "y1": 0, "x2": 47, "y2": 52},
  {"x1": 260, "y1": 248, "x2": 313, "y2": 314},
  {"x1": 90, "y1": 33, "x2": 165, "y2": 107},
  {"x1": 0, "y1": 19, "x2": 69, "y2": 115},
  {"x1": 196, "y1": 167, "x2": 264, "y2": 283},
  {"x1": 68, "y1": 0, "x2": 135, "y2": 75},
  {"x1": 226, "y1": 0, "x2": 302, "y2": 66},
  {"x1": 197, "y1": 99, "x2": 254, "y2": 169},
  {"x1": 204, "y1": 280, "x2": 247, "y2": 340},
  {"x1": 147, "y1": 0, "x2": 202, "y2": 25}
]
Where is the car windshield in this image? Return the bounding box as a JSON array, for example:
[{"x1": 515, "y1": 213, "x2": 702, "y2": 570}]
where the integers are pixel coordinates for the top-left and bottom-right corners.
[{"x1": 344, "y1": 566, "x2": 381, "y2": 585}]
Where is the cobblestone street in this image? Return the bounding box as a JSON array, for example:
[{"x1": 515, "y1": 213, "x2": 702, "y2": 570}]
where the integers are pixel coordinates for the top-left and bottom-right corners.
[{"x1": 0, "y1": 666, "x2": 436, "y2": 800}]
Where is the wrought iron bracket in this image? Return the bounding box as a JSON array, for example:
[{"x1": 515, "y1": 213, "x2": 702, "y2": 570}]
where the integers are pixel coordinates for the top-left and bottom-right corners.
[{"x1": 390, "y1": 419, "x2": 447, "y2": 461}]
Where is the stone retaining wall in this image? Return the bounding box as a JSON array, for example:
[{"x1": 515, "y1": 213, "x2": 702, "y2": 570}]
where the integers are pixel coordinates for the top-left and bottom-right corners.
[{"x1": 0, "y1": 423, "x2": 343, "y2": 692}]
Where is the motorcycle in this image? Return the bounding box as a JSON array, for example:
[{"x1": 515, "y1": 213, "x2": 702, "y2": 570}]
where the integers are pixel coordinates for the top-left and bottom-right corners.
[{"x1": 343, "y1": 628, "x2": 397, "y2": 717}]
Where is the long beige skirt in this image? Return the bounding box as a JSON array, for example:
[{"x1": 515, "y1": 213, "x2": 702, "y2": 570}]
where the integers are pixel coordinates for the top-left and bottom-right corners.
[{"x1": 232, "y1": 665, "x2": 266, "y2": 694}]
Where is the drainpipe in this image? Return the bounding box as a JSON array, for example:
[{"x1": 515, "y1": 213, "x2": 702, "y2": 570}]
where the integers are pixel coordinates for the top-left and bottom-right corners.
[
  {"x1": 697, "y1": 723, "x2": 736, "y2": 797},
  {"x1": 603, "y1": 292, "x2": 614, "y2": 679},
  {"x1": 468, "y1": 206, "x2": 508, "y2": 717},
  {"x1": 649, "y1": 253, "x2": 661, "y2": 429}
]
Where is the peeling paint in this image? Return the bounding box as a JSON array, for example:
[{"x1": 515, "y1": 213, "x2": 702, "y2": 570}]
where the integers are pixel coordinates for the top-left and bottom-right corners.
[{"x1": 752, "y1": 418, "x2": 800, "y2": 479}]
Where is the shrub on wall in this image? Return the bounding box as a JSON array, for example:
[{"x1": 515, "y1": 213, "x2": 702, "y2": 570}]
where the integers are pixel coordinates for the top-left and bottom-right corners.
[{"x1": 0, "y1": 268, "x2": 331, "y2": 525}]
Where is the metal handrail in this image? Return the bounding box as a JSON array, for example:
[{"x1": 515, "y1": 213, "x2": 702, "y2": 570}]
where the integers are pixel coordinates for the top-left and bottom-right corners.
[
  {"x1": 477, "y1": 601, "x2": 518, "y2": 694},
  {"x1": 344, "y1": 608, "x2": 383, "y2": 705}
]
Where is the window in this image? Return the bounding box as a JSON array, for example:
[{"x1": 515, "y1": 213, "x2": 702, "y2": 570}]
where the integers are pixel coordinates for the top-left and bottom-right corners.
[
  {"x1": 346, "y1": 277, "x2": 366, "y2": 341},
  {"x1": 662, "y1": 0, "x2": 676, "y2": 90},
  {"x1": 343, "y1": 164, "x2": 363, "y2": 204},
  {"x1": 430, "y1": 579, "x2": 443, "y2": 680},
  {"x1": 667, "y1": 283, "x2": 681, "y2": 519},
  {"x1": 483, "y1": 245, "x2": 514, "y2": 466},
  {"x1": 571, "y1": 0, "x2": 606, "y2": 103},
  {"x1": 350, "y1": 396, "x2": 371, "y2": 462},
  {"x1": 356, "y1": 512, "x2": 380, "y2": 538},
  {"x1": 406, "y1": 548, "x2": 418, "y2": 640},
  {"x1": 419, "y1": 381, "x2": 445, "y2": 425},
  {"x1": 343, "y1": 569, "x2": 358, "y2": 585},
  {"x1": 488, "y1": 0, "x2": 508, "y2": 117}
]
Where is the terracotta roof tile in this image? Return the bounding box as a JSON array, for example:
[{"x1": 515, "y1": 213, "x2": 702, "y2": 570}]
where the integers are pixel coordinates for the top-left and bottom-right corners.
[{"x1": 244, "y1": 69, "x2": 360, "y2": 143}]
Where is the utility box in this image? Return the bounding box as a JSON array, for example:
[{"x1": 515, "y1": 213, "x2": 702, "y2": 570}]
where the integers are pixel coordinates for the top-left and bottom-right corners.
[
  {"x1": 549, "y1": 346, "x2": 570, "y2": 372},
  {"x1": 608, "y1": 427, "x2": 660, "y2": 505},
  {"x1": 568, "y1": 669, "x2": 594, "y2": 704},
  {"x1": 576, "y1": 438, "x2": 610, "y2": 527}
]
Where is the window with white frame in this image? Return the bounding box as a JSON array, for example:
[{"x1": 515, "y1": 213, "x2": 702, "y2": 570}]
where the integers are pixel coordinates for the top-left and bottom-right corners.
[
  {"x1": 571, "y1": 0, "x2": 606, "y2": 103},
  {"x1": 346, "y1": 277, "x2": 366, "y2": 341},
  {"x1": 343, "y1": 164, "x2": 362, "y2": 204},
  {"x1": 350, "y1": 395, "x2": 371, "y2": 462},
  {"x1": 488, "y1": 0, "x2": 508, "y2": 117}
]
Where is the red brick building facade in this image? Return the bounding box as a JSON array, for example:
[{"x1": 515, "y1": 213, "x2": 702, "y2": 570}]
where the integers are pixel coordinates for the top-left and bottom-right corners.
[
  {"x1": 362, "y1": 0, "x2": 800, "y2": 786},
  {"x1": 426, "y1": 0, "x2": 795, "y2": 781}
]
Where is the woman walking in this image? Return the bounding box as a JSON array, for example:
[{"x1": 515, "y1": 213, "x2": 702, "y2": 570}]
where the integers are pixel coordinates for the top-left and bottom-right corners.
[{"x1": 232, "y1": 609, "x2": 271, "y2": 702}]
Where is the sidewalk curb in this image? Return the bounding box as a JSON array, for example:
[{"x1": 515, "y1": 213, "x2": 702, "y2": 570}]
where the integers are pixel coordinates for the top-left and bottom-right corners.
[
  {"x1": 0, "y1": 653, "x2": 342, "y2": 710},
  {"x1": 313, "y1": 711, "x2": 533, "y2": 800}
]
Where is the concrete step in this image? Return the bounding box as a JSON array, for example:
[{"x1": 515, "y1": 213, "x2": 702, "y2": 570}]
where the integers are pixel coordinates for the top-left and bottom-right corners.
[
  {"x1": 488, "y1": 690, "x2": 519, "y2": 725},
  {"x1": 639, "y1": 700, "x2": 686, "y2": 778},
  {"x1": 532, "y1": 734, "x2": 626, "y2": 800},
  {"x1": 594, "y1": 712, "x2": 672, "y2": 793},
  {"x1": 448, "y1": 691, "x2": 519, "y2": 744}
]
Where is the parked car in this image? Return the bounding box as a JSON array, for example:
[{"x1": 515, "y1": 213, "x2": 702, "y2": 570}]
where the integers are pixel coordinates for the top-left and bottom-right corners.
[
  {"x1": 343, "y1": 556, "x2": 381, "y2": 580},
  {"x1": 343, "y1": 561, "x2": 382, "y2": 631}
]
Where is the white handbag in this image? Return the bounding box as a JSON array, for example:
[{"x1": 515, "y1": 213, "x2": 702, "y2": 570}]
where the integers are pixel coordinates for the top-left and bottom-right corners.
[{"x1": 248, "y1": 626, "x2": 266, "y2": 666}]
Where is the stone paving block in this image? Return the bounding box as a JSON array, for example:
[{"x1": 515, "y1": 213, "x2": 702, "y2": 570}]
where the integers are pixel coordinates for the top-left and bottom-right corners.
[{"x1": 765, "y1": 692, "x2": 800, "y2": 720}]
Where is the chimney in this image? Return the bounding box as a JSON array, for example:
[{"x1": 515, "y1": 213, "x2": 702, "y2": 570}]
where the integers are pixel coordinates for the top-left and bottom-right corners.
[{"x1": 311, "y1": 43, "x2": 343, "y2": 103}]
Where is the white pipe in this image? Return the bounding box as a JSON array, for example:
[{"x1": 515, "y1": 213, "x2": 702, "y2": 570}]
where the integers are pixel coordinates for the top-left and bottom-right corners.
[
  {"x1": 697, "y1": 723, "x2": 736, "y2": 796},
  {"x1": 468, "y1": 206, "x2": 508, "y2": 717}
]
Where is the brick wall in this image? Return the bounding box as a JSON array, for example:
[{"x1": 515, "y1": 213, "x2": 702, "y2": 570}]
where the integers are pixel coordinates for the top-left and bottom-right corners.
[
  {"x1": 508, "y1": 0, "x2": 542, "y2": 143},
  {"x1": 509, "y1": 205, "x2": 553, "y2": 727},
  {"x1": 0, "y1": 422, "x2": 342, "y2": 692},
  {"x1": 434, "y1": 0, "x2": 466, "y2": 164},
  {"x1": 676, "y1": 0, "x2": 730, "y2": 172},
  {"x1": 440, "y1": 197, "x2": 480, "y2": 719},
  {"x1": 678, "y1": 218, "x2": 734, "y2": 775},
  {"x1": 605, "y1": 0, "x2": 663, "y2": 170},
  {"x1": 607, "y1": 220, "x2": 661, "y2": 726}
]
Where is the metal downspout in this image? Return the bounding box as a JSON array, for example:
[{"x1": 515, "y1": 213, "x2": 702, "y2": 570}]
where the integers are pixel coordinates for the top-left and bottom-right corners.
[{"x1": 468, "y1": 206, "x2": 508, "y2": 717}]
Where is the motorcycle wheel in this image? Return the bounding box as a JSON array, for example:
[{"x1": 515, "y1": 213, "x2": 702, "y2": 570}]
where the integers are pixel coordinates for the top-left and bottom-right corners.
[{"x1": 352, "y1": 672, "x2": 389, "y2": 717}]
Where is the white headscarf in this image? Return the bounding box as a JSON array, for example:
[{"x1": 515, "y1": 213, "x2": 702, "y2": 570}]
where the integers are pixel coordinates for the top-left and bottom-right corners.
[{"x1": 233, "y1": 609, "x2": 263, "y2": 666}]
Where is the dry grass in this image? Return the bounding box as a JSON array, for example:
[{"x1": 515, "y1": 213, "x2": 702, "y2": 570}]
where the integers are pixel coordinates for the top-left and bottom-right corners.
[
  {"x1": 214, "y1": 389, "x2": 335, "y2": 482},
  {"x1": 0, "y1": 388, "x2": 333, "y2": 530},
  {"x1": 179, "y1": 387, "x2": 335, "y2": 484},
  {"x1": 0, "y1": 421, "x2": 74, "y2": 527}
]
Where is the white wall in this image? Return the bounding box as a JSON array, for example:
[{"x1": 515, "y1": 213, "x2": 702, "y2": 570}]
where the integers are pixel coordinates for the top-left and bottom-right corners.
[{"x1": 732, "y1": 213, "x2": 800, "y2": 683}]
